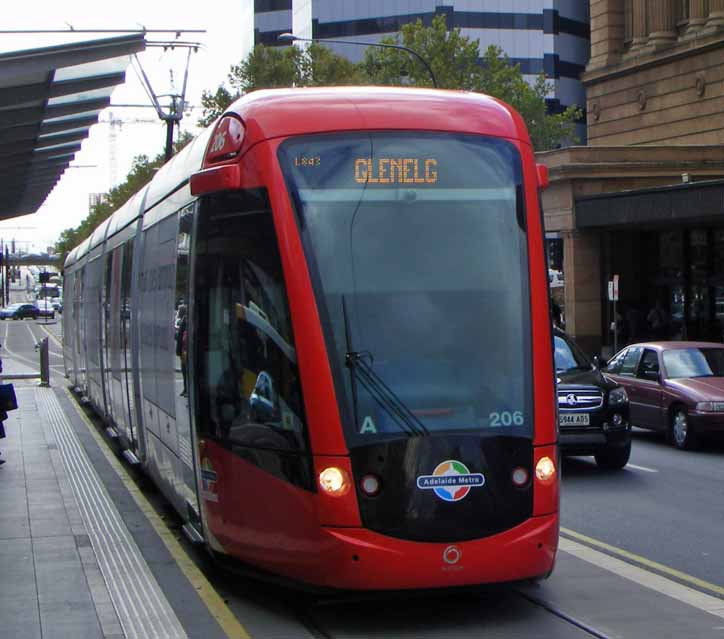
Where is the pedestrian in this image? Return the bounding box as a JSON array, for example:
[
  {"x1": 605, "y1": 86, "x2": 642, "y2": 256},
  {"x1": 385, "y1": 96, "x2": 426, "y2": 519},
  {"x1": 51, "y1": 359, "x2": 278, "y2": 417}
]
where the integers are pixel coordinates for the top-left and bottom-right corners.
[
  {"x1": 0, "y1": 411, "x2": 6, "y2": 466},
  {"x1": 175, "y1": 305, "x2": 188, "y2": 396},
  {"x1": 551, "y1": 299, "x2": 563, "y2": 329},
  {"x1": 625, "y1": 304, "x2": 644, "y2": 344},
  {"x1": 646, "y1": 300, "x2": 670, "y2": 340},
  {"x1": 0, "y1": 348, "x2": 4, "y2": 466}
]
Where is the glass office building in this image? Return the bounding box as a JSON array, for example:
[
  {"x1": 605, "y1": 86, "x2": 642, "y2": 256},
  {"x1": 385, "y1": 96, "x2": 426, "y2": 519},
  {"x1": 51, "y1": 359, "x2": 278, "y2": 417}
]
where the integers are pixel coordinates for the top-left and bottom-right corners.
[{"x1": 253, "y1": 1, "x2": 590, "y2": 140}]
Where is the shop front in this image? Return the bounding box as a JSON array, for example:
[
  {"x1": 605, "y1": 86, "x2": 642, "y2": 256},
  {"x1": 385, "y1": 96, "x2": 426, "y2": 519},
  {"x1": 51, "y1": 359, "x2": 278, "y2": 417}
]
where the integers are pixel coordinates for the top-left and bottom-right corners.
[{"x1": 577, "y1": 180, "x2": 724, "y2": 353}]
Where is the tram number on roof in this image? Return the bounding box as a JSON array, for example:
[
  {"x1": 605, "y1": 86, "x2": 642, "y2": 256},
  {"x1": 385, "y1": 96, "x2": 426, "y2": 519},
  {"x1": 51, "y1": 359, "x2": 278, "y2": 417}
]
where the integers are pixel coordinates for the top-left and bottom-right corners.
[{"x1": 354, "y1": 158, "x2": 438, "y2": 185}]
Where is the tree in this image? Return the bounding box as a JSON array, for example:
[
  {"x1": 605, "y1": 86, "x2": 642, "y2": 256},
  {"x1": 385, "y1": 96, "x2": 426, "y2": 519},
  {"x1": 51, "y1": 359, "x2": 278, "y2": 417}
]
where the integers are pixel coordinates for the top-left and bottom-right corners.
[
  {"x1": 198, "y1": 43, "x2": 362, "y2": 127},
  {"x1": 475, "y1": 45, "x2": 581, "y2": 151},
  {"x1": 361, "y1": 14, "x2": 480, "y2": 90},
  {"x1": 361, "y1": 15, "x2": 581, "y2": 150}
]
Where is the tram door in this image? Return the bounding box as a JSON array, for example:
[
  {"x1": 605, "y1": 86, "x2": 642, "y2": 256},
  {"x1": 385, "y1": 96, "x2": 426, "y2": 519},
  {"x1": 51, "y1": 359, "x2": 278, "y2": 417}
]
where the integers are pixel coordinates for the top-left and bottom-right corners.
[
  {"x1": 104, "y1": 247, "x2": 125, "y2": 436},
  {"x1": 120, "y1": 238, "x2": 137, "y2": 450},
  {"x1": 173, "y1": 205, "x2": 199, "y2": 521},
  {"x1": 102, "y1": 251, "x2": 115, "y2": 422},
  {"x1": 75, "y1": 267, "x2": 87, "y2": 392}
]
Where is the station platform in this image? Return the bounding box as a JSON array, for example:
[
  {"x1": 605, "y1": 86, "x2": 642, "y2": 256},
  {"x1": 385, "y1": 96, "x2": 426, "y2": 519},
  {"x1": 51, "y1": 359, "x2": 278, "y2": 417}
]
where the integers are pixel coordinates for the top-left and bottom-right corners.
[{"x1": 0, "y1": 382, "x2": 232, "y2": 639}]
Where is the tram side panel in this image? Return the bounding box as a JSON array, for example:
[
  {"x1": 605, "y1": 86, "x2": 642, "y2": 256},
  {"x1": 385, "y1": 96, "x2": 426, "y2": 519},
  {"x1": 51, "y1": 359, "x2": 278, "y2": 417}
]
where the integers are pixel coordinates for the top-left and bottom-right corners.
[
  {"x1": 106, "y1": 245, "x2": 122, "y2": 434},
  {"x1": 104, "y1": 234, "x2": 131, "y2": 444},
  {"x1": 129, "y1": 222, "x2": 146, "y2": 461},
  {"x1": 85, "y1": 252, "x2": 106, "y2": 416},
  {"x1": 62, "y1": 269, "x2": 76, "y2": 384},
  {"x1": 137, "y1": 210, "x2": 190, "y2": 516},
  {"x1": 138, "y1": 222, "x2": 164, "y2": 488},
  {"x1": 77, "y1": 265, "x2": 89, "y2": 395}
]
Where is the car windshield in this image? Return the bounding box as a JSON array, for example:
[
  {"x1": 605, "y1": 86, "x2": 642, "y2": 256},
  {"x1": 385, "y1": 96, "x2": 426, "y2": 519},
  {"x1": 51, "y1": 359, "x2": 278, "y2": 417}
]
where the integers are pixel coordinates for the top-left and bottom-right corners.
[
  {"x1": 663, "y1": 348, "x2": 724, "y2": 378},
  {"x1": 279, "y1": 132, "x2": 532, "y2": 446},
  {"x1": 554, "y1": 334, "x2": 591, "y2": 372}
]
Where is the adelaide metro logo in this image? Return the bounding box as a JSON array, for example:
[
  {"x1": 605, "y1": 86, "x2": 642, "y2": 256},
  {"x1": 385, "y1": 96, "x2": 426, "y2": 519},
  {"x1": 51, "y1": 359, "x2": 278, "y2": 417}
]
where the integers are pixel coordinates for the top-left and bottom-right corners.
[{"x1": 443, "y1": 545, "x2": 462, "y2": 564}]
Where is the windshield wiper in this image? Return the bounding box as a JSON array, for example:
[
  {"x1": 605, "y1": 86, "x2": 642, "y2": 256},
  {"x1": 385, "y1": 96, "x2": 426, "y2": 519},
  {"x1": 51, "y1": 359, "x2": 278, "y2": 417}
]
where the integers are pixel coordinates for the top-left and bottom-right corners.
[
  {"x1": 345, "y1": 352, "x2": 429, "y2": 437},
  {"x1": 341, "y1": 296, "x2": 428, "y2": 437},
  {"x1": 341, "y1": 295, "x2": 360, "y2": 434}
]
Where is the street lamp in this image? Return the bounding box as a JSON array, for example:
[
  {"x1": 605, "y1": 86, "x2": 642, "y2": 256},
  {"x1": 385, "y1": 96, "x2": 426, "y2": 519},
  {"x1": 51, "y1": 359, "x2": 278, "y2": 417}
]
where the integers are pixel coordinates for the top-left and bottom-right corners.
[{"x1": 277, "y1": 33, "x2": 437, "y2": 88}]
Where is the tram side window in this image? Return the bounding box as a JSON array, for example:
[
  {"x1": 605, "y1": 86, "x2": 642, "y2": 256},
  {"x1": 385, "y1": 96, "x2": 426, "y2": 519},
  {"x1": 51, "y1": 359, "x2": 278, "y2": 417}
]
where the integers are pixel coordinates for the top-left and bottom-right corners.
[{"x1": 195, "y1": 189, "x2": 308, "y2": 454}]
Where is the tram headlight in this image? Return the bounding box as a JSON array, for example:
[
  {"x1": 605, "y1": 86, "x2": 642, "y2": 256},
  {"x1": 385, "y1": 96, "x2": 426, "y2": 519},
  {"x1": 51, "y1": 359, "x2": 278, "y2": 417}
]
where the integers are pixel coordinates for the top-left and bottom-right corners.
[
  {"x1": 535, "y1": 456, "x2": 556, "y2": 483},
  {"x1": 319, "y1": 467, "x2": 351, "y2": 497}
]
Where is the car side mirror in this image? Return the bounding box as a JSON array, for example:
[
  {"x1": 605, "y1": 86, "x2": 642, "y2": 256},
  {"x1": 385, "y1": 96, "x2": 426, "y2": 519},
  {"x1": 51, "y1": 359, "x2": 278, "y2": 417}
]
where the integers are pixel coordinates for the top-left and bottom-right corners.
[{"x1": 642, "y1": 369, "x2": 660, "y2": 382}]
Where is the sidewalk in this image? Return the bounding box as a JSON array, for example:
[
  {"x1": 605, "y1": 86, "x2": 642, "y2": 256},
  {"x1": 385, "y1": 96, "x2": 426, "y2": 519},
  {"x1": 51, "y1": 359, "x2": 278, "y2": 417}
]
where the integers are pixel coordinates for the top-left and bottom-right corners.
[{"x1": 0, "y1": 385, "x2": 228, "y2": 639}]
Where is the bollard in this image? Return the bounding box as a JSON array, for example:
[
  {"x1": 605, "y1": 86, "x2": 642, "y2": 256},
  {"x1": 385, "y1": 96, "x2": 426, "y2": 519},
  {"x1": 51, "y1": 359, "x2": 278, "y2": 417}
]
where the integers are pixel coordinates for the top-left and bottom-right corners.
[{"x1": 39, "y1": 337, "x2": 50, "y2": 387}]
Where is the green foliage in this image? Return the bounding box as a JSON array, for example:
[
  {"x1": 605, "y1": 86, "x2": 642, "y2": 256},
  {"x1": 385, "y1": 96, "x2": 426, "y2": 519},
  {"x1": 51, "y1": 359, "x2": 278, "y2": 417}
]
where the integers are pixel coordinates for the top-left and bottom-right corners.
[
  {"x1": 198, "y1": 43, "x2": 362, "y2": 128},
  {"x1": 362, "y1": 15, "x2": 581, "y2": 150},
  {"x1": 361, "y1": 15, "x2": 480, "y2": 90},
  {"x1": 475, "y1": 46, "x2": 581, "y2": 151}
]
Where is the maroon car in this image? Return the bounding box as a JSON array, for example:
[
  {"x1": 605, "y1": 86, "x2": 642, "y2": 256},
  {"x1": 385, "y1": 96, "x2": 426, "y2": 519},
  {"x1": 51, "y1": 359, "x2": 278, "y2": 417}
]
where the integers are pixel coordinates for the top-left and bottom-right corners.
[{"x1": 604, "y1": 341, "x2": 724, "y2": 450}]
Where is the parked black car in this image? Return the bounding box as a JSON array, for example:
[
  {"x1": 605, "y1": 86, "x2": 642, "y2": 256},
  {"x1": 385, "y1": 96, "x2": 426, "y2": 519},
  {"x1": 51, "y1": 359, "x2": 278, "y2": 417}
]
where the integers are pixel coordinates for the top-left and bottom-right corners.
[
  {"x1": 554, "y1": 328, "x2": 631, "y2": 469},
  {"x1": 0, "y1": 303, "x2": 40, "y2": 320}
]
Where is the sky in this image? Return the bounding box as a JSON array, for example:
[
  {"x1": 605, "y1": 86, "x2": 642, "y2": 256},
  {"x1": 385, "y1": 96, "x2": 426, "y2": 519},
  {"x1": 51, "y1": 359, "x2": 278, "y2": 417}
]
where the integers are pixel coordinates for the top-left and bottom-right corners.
[{"x1": 1, "y1": 0, "x2": 255, "y2": 253}]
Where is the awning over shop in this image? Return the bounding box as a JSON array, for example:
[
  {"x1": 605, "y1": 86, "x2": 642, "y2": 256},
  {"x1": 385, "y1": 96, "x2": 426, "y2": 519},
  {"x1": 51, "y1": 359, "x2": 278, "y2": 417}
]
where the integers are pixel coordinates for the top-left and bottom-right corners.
[
  {"x1": 576, "y1": 178, "x2": 724, "y2": 229},
  {"x1": 0, "y1": 34, "x2": 145, "y2": 219}
]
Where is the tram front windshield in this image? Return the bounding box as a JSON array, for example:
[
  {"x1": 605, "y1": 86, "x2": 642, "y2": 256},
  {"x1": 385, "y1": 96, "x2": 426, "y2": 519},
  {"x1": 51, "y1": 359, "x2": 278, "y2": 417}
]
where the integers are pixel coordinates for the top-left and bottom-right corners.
[{"x1": 279, "y1": 133, "x2": 532, "y2": 447}]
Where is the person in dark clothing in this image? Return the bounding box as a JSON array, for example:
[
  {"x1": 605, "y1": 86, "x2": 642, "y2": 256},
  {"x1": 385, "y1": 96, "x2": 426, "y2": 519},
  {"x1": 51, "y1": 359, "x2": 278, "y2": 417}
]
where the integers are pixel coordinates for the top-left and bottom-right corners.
[
  {"x1": 625, "y1": 305, "x2": 644, "y2": 345},
  {"x1": 551, "y1": 299, "x2": 563, "y2": 329},
  {"x1": 0, "y1": 349, "x2": 4, "y2": 465},
  {"x1": 647, "y1": 300, "x2": 670, "y2": 340}
]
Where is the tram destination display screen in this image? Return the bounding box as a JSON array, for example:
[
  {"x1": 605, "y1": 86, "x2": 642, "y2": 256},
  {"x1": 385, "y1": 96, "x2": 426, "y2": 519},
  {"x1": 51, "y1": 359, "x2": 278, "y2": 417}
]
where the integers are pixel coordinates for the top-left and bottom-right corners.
[{"x1": 278, "y1": 132, "x2": 532, "y2": 446}]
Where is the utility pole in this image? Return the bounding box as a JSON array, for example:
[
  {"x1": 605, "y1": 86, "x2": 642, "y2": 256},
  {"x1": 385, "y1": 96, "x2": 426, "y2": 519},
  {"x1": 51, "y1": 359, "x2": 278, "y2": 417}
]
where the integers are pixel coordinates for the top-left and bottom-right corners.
[{"x1": 132, "y1": 43, "x2": 198, "y2": 161}]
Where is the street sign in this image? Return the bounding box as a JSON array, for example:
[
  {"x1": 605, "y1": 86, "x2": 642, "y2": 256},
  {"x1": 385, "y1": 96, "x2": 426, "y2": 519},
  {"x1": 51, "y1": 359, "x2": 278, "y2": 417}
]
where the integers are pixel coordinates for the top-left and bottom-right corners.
[{"x1": 608, "y1": 275, "x2": 619, "y2": 301}]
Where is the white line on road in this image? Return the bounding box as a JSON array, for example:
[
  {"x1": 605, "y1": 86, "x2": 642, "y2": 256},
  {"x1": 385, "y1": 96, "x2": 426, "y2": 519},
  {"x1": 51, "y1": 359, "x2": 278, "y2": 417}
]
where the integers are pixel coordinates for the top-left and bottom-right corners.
[{"x1": 628, "y1": 463, "x2": 658, "y2": 473}]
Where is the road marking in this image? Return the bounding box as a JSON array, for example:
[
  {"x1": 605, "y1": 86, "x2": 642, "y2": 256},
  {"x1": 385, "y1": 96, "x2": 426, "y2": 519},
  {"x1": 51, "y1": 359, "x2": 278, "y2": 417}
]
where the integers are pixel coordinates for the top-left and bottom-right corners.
[
  {"x1": 561, "y1": 527, "x2": 724, "y2": 600},
  {"x1": 0, "y1": 322, "x2": 43, "y2": 372},
  {"x1": 65, "y1": 388, "x2": 251, "y2": 639},
  {"x1": 36, "y1": 321, "x2": 63, "y2": 348},
  {"x1": 559, "y1": 537, "x2": 724, "y2": 618},
  {"x1": 627, "y1": 463, "x2": 658, "y2": 473}
]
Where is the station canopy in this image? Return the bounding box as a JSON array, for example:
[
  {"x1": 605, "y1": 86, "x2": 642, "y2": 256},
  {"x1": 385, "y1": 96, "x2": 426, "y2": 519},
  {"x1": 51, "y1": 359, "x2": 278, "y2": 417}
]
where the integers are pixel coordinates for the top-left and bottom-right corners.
[{"x1": 0, "y1": 34, "x2": 146, "y2": 219}]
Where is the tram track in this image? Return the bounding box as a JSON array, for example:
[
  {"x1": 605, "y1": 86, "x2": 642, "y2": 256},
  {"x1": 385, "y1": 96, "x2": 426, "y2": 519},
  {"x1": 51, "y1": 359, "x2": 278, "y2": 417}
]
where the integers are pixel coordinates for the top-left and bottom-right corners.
[
  {"x1": 515, "y1": 586, "x2": 615, "y2": 639},
  {"x1": 291, "y1": 584, "x2": 617, "y2": 639}
]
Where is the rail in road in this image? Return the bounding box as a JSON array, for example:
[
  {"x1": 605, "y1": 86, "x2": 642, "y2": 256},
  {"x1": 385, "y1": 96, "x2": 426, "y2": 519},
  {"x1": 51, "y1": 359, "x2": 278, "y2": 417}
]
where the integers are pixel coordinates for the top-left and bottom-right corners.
[{"x1": 1, "y1": 313, "x2": 724, "y2": 637}]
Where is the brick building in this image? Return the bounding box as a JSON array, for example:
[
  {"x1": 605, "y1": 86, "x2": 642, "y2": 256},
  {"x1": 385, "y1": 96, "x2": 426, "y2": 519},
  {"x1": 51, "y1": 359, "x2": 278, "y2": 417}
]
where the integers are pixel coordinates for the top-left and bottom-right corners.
[{"x1": 541, "y1": 0, "x2": 724, "y2": 355}]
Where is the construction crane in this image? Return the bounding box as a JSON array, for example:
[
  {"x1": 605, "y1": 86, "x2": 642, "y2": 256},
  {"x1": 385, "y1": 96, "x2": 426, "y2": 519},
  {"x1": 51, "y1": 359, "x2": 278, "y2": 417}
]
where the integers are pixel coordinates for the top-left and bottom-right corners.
[{"x1": 99, "y1": 111, "x2": 160, "y2": 186}]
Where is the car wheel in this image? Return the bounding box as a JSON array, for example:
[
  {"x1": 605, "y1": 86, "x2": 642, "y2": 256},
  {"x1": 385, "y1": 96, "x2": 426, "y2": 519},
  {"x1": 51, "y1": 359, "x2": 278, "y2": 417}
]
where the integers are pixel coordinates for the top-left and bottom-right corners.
[
  {"x1": 670, "y1": 406, "x2": 698, "y2": 450},
  {"x1": 594, "y1": 441, "x2": 631, "y2": 469}
]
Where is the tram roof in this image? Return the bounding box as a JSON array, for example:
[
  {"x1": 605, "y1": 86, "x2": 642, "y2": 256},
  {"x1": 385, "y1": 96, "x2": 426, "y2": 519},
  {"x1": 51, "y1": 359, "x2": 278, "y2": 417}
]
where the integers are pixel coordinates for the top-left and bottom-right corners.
[
  {"x1": 0, "y1": 34, "x2": 145, "y2": 220},
  {"x1": 225, "y1": 87, "x2": 529, "y2": 144}
]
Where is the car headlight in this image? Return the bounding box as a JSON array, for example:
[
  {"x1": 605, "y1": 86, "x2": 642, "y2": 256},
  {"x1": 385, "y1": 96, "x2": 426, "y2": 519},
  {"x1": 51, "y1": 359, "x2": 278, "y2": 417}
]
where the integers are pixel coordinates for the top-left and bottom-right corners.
[
  {"x1": 695, "y1": 401, "x2": 724, "y2": 412},
  {"x1": 609, "y1": 387, "x2": 628, "y2": 406}
]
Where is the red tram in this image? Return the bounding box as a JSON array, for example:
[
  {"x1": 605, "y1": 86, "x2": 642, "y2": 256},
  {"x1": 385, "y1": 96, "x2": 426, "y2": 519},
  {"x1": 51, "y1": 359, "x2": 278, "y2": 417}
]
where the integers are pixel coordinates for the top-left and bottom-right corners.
[{"x1": 63, "y1": 87, "x2": 558, "y2": 590}]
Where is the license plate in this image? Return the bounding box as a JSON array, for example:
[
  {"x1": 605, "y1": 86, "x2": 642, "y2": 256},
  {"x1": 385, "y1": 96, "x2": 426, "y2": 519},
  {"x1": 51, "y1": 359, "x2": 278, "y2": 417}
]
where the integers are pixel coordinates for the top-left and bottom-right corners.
[{"x1": 559, "y1": 413, "x2": 590, "y2": 426}]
